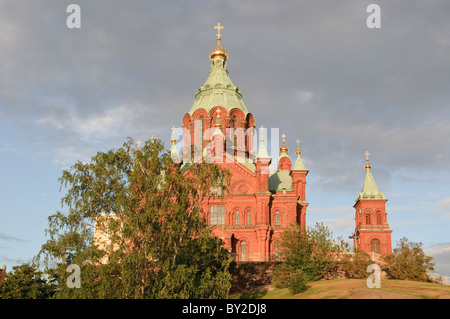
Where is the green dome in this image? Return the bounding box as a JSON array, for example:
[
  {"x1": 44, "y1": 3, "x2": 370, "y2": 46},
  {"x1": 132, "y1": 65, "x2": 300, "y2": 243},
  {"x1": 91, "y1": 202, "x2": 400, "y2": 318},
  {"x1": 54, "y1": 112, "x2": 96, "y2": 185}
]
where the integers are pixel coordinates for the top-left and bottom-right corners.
[{"x1": 189, "y1": 51, "x2": 248, "y2": 116}]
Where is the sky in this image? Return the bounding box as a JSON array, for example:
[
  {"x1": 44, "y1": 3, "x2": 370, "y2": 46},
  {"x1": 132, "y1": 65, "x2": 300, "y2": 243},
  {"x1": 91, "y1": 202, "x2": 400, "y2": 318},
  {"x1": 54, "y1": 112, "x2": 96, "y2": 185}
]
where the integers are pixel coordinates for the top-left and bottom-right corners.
[{"x1": 1, "y1": 0, "x2": 450, "y2": 277}]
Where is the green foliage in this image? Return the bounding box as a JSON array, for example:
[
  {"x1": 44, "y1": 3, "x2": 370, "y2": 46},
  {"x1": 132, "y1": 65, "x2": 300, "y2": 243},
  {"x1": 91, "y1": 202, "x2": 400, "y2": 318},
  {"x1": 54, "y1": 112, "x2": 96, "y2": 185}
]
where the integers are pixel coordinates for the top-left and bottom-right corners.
[
  {"x1": 34, "y1": 137, "x2": 232, "y2": 298},
  {"x1": 0, "y1": 264, "x2": 55, "y2": 299},
  {"x1": 340, "y1": 249, "x2": 373, "y2": 279},
  {"x1": 383, "y1": 237, "x2": 435, "y2": 282},
  {"x1": 272, "y1": 263, "x2": 310, "y2": 294},
  {"x1": 289, "y1": 268, "x2": 310, "y2": 294},
  {"x1": 272, "y1": 263, "x2": 293, "y2": 289},
  {"x1": 277, "y1": 222, "x2": 348, "y2": 282}
]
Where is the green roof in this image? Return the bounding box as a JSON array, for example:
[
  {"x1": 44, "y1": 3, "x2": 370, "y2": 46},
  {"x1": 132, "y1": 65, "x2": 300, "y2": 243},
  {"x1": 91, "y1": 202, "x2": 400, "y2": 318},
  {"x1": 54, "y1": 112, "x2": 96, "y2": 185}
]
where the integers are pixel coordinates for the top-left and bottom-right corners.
[
  {"x1": 356, "y1": 167, "x2": 385, "y2": 202},
  {"x1": 269, "y1": 170, "x2": 293, "y2": 192},
  {"x1": 189, "y1": 56, "x2": 248, "y2": 116},
  {"x1": 256, "y1": 139, "x2": 270, "y2": 159},
  {"x1": 293, "y1": 154, "x2": 307, "y2": 171}
]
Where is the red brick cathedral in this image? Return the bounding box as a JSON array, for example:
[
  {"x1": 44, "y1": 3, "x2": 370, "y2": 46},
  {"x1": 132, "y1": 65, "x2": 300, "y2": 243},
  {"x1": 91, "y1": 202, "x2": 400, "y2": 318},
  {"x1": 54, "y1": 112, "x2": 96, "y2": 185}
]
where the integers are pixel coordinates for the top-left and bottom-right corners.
[
  {"x1": 172, "y1": 24, "x2": 309, "y2": 262},
  {"x1": 171, "y1": 24, "x2": 391, "y2": 261}
]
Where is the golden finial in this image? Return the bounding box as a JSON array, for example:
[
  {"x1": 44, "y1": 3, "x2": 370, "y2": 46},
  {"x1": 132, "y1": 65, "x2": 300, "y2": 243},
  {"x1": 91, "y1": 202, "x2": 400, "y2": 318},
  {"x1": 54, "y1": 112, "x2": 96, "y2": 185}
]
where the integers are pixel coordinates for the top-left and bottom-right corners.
[
  {"x1": 136, "y1": 140, "x2": 142, "y2": 150},
  {"x1": 280, "y1": 133, "x2": 288, "y2": 153},
  {"x1": 364, "y1": 150, "x2": 371, "y2": 169},
  {"x1": 152, "y1": 135, "x2": 156, "y2": 145},
  {"x1": 296, "y1": 139, "x2": 301, "y2": 156},
  {"x1": 258, "y1": 125, "x2": 265, "y2": 143},
  {"x1": 171, "y1": 126, "x2": 176, "y2": 143},
  {"x1": 214, "y1": 110, "x2": 222, "y2": 128},
  {"x1": 210, "y1": 22, "x2": 228, "y2": 61}
]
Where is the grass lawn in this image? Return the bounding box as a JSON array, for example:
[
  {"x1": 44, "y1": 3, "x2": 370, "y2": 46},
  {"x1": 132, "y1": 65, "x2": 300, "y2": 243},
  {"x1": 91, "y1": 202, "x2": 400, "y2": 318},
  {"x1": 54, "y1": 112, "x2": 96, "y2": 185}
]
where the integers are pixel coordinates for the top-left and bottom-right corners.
[{"x1": 254, "y1": 279, "x2": 450, "y2": 299}]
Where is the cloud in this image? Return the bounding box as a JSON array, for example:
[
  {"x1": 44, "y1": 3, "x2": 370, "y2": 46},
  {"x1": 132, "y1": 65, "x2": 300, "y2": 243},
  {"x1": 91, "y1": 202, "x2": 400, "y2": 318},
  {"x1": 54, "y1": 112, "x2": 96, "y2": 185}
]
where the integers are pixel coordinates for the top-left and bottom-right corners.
[
  {"x1": 307, "y1": 206, "x2": 355, "y2": 233},
  {"x1": 294, "y1": 90, "x2": 314, "y2": 103},
  {"x1": 37, "y1": 104, "x2": 140, "y2": 142},
  {"x1": 425, "y1": 243, "x2": 450, "y2": 276},
  {"x1": 0, "y1": 254, "x2": 30, "y2": 268},
  {"x1": 0, "y1": 0, "x2": 449, "y2": 188},
  {"x1": 435, "y1": 198, "x2": 450, "y2": 211},
  {"x1": 0, "y1": 233, "x2": 27, "y2": 243}
]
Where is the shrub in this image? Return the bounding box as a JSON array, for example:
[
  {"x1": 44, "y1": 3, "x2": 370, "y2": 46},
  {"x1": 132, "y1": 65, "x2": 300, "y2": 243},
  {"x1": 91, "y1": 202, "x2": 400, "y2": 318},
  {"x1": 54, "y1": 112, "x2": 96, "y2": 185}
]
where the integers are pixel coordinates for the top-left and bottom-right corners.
[
  {"x1": 289, "y1": 269, "x2": 310, "y2": 294},
  {"x1": 383, "y1": 237, "x2": 434, "y2": 282},
  {"x1": 278, "y1": 223, "x2": 348, "y2": 281},
  {"x1": 340, "y1": 249, "x2": 373, "y2": 279},
  {"x1": 272, "y1": 263, "x2": 310, "y2": 294}
]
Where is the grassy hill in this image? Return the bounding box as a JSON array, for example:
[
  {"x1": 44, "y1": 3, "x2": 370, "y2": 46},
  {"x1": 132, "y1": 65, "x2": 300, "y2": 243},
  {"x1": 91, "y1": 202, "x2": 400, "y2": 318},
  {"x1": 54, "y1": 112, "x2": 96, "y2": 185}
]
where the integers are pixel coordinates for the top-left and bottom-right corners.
[{"x1": 249, "y1": 279, "x2": 450, "y2": 299}]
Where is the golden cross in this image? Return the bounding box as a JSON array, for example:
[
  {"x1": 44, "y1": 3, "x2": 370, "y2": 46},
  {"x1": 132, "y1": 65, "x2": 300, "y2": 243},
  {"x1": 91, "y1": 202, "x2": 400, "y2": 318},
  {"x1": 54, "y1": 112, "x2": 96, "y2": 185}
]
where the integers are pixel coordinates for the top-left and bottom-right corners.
[
  {"x1": 259, "y1": 126, "x2": 265, "y2": 142},
  {"x1": 152, "y1": 135, "x2": 156, "y2": 144},
  {"x1": 136, "y1": 140, "x2": 142, "y2": 150},
  {"x1": 282, "y1": 133, "x2": 286, "y2": 143},
  {"x1": 364, "y1": 150, "x2": 370, "y2": 163},
  {"x1": 214, "y1": 22, "x2": 224, "y2": 40},
  {"x1": 296, "y1": 139, "x2": 300, "y2": 148}
]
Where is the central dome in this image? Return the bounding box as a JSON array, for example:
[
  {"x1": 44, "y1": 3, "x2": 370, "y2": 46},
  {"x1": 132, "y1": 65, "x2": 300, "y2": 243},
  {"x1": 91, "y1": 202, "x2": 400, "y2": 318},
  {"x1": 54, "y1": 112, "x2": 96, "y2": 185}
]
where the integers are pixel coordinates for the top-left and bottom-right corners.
[{"x1": 209, "y1": 39, "x2": 228, "y2": 61}]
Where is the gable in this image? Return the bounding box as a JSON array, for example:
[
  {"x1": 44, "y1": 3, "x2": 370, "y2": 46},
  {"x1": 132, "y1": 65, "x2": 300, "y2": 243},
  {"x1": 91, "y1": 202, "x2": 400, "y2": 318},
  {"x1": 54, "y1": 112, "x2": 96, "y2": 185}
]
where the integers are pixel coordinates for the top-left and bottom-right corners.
[{"x1": 268, "y1": 170, "x2": 293, "y2": 192}]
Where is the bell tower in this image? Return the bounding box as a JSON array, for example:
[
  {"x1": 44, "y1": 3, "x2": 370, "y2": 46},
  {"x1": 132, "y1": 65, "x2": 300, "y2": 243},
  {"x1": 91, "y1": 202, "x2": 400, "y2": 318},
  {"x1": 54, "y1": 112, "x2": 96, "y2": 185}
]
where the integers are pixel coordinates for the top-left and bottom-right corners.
[{"x1": 352, "y1": 151, "x2": 392, "y2": 257}]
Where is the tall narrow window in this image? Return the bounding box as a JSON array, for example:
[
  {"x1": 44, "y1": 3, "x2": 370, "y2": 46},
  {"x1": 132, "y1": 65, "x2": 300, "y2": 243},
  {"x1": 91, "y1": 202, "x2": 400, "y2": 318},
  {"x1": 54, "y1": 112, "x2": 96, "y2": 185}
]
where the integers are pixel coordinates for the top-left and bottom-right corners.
[
  {"x1": 199, "y1": 116, "x2": 204, "y2": 147},
  {"x1": 232, "y1": 116, "x2": 237, "y2": 148},
  {"x1": 275, "y1": 211, "x2": 280, "y2": 226},
  {"x1": 376, "y1": 212, "x2": 382, "y2": 224},
  {"x1": 246, "y1": 210, "x2": 252, "y2": 225},
  {"x1": 241, "y1": 241, "x2": 246, "y2": 262},
  {"x1": 365, "y1": 213, "x2": 371, "y2": 224},
  {"x1": 235, "y1": 211, "x2": 240, "y2": 225},
  {"x1": 210, "y1": 205, "x2": 225, "y2": 225}
]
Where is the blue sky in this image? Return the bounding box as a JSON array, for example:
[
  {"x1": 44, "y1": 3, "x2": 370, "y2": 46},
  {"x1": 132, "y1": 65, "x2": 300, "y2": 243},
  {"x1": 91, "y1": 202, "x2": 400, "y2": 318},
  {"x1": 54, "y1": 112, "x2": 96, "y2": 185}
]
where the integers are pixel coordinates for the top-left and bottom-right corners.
[{"x1": 1, "y1": 0, "x2": 450, "y2": 277}]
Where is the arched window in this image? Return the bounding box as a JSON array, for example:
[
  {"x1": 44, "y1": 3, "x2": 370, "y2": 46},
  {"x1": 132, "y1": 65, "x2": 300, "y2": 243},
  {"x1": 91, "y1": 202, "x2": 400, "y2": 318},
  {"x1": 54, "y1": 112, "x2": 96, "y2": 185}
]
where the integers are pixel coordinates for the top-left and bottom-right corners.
[
  {"x1": 365, "y1": 212, "x2": 371, "y2": 224},
  {"x1": 241, "y1": 241, "x2": 247, "y2": 262},
  {"x1": 199, "y1": 116, "x2": 204, "y2": 146},
  {"x1": 376, "y1": 212, "x2": 382, "y2": 224},
  {"x1": 231, "y1": 116, "x2": 237, "y2": 129},
  {"x1": 235, "y1": 211, "x2": 240, "y2": 225},
  {"x1": 231, "y1": 116, "x2": 237, "y2": 148},
  {"x1": 275, "y1": 211, "x2": 280, "y2": 226},
  {"x1": 246, "y1": 211, "x2": 252, "y2": 225},
  {"x1": 371, "y1": 239, "x2": 381, "y2": 254}
]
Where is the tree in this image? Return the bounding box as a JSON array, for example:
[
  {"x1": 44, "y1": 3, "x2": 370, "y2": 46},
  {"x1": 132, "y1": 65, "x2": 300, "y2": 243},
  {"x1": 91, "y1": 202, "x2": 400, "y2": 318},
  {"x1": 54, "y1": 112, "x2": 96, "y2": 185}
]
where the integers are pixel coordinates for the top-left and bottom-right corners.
[
  {"x1": 274, "y1": 222, "x2": 348, "y2": 283},
  {"x1": 0, "y1": 264, "x2": 55, "y2": 299},
  {"x1": 383, "y1": 237, "x2": 434, "y2": 282},
  {"x1": 34, "y1": 137, "x2": 232, "y2": 298}
]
